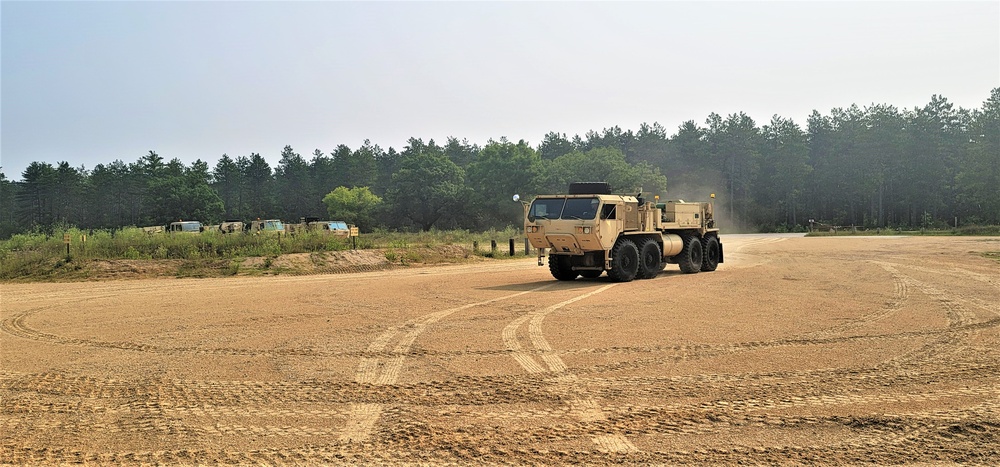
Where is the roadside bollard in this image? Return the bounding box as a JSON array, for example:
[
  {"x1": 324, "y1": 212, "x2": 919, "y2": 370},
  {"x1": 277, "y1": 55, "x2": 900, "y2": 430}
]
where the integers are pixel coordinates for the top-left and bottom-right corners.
[{"x1": 509, "y1": 238, "x2": 515, "y2": 256}]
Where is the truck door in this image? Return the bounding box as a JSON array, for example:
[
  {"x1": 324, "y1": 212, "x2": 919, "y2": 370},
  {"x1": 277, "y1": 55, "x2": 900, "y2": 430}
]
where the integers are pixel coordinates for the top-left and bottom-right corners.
[{"x1": 599, "y1": 202, "x2": 624, "y2": 250}]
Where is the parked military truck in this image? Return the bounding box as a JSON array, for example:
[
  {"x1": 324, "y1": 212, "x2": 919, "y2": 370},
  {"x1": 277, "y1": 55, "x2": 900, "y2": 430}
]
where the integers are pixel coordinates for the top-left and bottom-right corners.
[
  {"x1": 217, "y1": 220, "x2": 245, "y2": 234},
  {"x1": 246, "y1": 219, "x2": 285, "y2": 234},
  {"x1": 523, "y1": 182, "x2": 722, "y2": 282},
  {"x1": 285, "y1": 217, "x2": 355, "y2": 237},
  {"x1": 166, "y1": 220, "x2": 203, "y2": 233}
]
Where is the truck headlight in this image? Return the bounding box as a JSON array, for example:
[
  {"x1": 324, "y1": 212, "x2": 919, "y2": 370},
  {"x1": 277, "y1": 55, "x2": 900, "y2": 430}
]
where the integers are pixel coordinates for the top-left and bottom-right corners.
[{"x1": 576, "y1": 226, "x2": 592, "y2": 234}]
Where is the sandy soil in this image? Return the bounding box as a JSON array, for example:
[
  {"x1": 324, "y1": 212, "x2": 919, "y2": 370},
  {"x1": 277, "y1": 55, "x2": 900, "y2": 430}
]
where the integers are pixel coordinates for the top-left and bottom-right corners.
[{"x1": 2, "y1": 235, "x2": 998, "y2": 465}]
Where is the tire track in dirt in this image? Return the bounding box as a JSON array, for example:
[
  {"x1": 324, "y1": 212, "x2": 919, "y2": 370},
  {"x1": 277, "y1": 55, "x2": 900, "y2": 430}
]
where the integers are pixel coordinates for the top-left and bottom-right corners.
[
  {"x1": 502, "y1": 283, "x2": 639, "y2": 453},
  {"x1": 2, "y1": 367, "x2": 997, "y2": 464},
  {"x1": 340, "y1": 283, "x2": 555, "y2": 443},
  {"x1": 14, "y1": 284, "x2": 989, "y2": 367},
  {"x1": 435, "y1": 381, "x2": 999, "y2": 430},
  {"x1": 802, "y1": 262, "x2": 910, "y2": 339},
  {"x1": 722, "y1": 236, "x2": 789, "y2": 269},
  {"x1": 732, "y1": 236, "x2": 789, "y2": 253},
  {"x1": 875, "y1": 260, "x2": 1000, "y2": 318},
  {"x1": 4, "y1": 238, "x2": 999, "y2": 464},
  {"x1": 568, "y1": 317, "x2": 1000, "y2": 377},
  {"x1": 7, "y1": 316, "x2": 996, "y2": 425},
  {"x1": 871, "y1": 261, "x2": 986, "y2": 368},
  {"x1": 4, "y1": 420, "x2": 996, "y2": 466},
  {"x1": 6, "y1": 360, "x2": 995, "y2": 411},
  {"x1": 894, "y1": 262, "x2": 1000, "y2": 290}
]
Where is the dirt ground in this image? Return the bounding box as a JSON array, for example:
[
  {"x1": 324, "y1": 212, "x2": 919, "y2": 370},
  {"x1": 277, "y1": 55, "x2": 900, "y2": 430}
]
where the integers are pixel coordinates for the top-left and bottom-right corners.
[{"x1": 2, "y1": 234, "x2": 998, "y2": 465}]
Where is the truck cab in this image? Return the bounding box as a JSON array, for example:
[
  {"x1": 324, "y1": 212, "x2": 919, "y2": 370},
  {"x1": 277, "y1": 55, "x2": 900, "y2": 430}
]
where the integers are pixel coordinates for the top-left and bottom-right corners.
[{"x1": 167, "y1": 221, "x2": 202, "y2": 233}]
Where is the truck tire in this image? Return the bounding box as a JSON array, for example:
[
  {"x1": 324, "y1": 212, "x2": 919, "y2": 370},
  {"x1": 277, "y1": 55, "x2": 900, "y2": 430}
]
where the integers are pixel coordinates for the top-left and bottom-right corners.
[
  {"x1": 701, "y1": 235, "x2": 720, "y2": 272},
  {"x1": 548, "y1": 254, "x2": 579, "y2": 281},
  {"x1": 637, "y1": 238, "x2": 662, "y2": 279},
  {"x1": 677, "y1": 235, "x2": 703, "y2": 274},
  {"x1": 608, "y1": 238, "x2": 639, "y2": 282}
]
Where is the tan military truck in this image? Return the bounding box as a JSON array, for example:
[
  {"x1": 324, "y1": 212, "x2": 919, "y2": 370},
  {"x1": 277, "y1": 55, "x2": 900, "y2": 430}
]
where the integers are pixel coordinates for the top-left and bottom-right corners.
[
  {"x1": 523, "y1": 182, "x2": 722, "y2": 282},
  {"x1": 166, "y1": 220, "x2": 203, "y2": 233},
  {"x1": 247, "y1": 219, "x2": 285, "y2": 234},
  {"x1": 285, "y1": 217, "x2": 354, "y2": 237},
  {"x1": 217, "y1": 220, "x2": 245, "y2": 234}
]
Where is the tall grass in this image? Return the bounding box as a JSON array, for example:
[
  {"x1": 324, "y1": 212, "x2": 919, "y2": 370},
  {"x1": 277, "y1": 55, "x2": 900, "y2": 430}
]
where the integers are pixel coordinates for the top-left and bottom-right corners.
[
  {"x1": 363, "y1": 226, "x2": 522, "y2": 250},
  {"x1": 0, "y1": 225, "x2": 531, "y2": 279}
]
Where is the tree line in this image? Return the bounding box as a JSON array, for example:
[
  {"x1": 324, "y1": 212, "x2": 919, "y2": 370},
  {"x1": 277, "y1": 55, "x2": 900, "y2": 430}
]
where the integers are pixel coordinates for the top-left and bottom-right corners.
[{"x1": 1, "y1": 89, "x2": 997, "y2": 238}]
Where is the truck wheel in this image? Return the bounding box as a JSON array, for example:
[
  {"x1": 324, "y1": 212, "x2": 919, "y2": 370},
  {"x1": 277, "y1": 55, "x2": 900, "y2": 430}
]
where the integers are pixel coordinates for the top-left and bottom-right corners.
[
  {"x1": 637, "y1": 239, "x2": 662, "y2": 279},
  {"x1": 608, "y1": 238, "x2": 639, "y2": 282},
  {"x1": 677, "y1": 235, "x2": 703, "y2": 274},
  {"x1": 580, "y1": 270, "x2": 603, "y2": 279},
  {"x1": 701, "y1": 235, "x2": 720, "y2": 272},
  {"x1": 548, "y1": 254, "x2": 578, "y2": 281}
]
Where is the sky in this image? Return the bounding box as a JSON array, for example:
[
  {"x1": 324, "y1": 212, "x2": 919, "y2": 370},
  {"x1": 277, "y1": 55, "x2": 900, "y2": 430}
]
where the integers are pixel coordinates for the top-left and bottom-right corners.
[{"x1": 2, "y1": 1, "x2": 998, "y2": 181}]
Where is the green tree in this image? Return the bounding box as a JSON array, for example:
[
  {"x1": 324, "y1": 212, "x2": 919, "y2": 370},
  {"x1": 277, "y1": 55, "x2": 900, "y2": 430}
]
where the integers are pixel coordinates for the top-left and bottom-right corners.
[
  {"x1": 898, "y1": 96, "x2": 967, "y2": 226},
  {"x1": 859, "y1": 104, "x2": 907, "y2": 227},
  {"x1": 629, "y1": 122, "x2": 669, "y2": 167},
  {"x1": 185, "y1": 159, "x2": 225, "y2": 222},
  {"x1": 385, "y1": 139, "x2": 466, "y2": 231},
  {"x1": 443, "y1": 137, "x2": 479, "y2": 168},
  {"x1": 579, "y1": 126, "x2": 635, "y2": 157},
  {"x1": 0, "y1": 171, "x2": 17, "y2": 237},
  {"x1": 322, "y1": 186, "x2": 382, "y2": 231},
  {"x1": 328, "y1": 144, "x2": 352, "y2": 189},
  {"x1": 957, "y1": 87, "x2": 1000, "y2": 224},
  {"x1": 52, "y1": 162, "x2": 86, "y2": 226},
  {"x1": 328, "y1": 142, "x2": 379, "y2": 190},
  {"x1": 466, "y1": 138, "x2": 543, "y2": 229},
  {"x1": 373, "y1": 147, "x2": 401, "y2": 197},
  {"x1": 309, "y1": 149, "x2": 338, "y2": 211},
  {"x1": 15, "y1": 161, "x2": 56, "y2": 227},
  {"x1": 212, "y1": 154, "x2": 244, "y2": 220},
  {"x1": 759, "y1": 115, "x2": 811, "y2": 227},
  {"x1": 240, "y1": 153, "x2": 276, "y2": 219},
  {"x1": 538, "y1": 132, "x2": 576, "y2": 160},
  {"x1": 86, "y1": 160, "x2": 135, "y2": 228},
  {"x1": 275, "y1": 145, "x2": 313, "y2": 221},
  {"x1": 705, "y1": 112, "x2": 761, "y2": 224},
  {"x1": 346, "y1": 140, "x2": 380, "y2": 188},
  {"x1": 145, "y1": 158, "x2": 223, "y2": 224},
  {"x1": 543, "y1": 147, "x2": 666, "y2": 197},
  {"x1": 664, "y1": 120, "x2": 721, "y2": 200}
]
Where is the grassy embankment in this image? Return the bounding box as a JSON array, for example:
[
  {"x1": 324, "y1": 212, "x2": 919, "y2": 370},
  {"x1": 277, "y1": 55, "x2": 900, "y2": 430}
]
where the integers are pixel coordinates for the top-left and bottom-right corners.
[{"x1": 0, "y1": 226, "x2": 531, "y2": 281}]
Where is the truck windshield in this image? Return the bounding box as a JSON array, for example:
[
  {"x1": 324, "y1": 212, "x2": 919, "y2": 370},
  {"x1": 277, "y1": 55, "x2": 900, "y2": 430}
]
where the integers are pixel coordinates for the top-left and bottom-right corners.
[
  {"x1": 528, "y1": 198, "x2": 564, "y2": 221},
  {"x1": 528, "y1": 197, "x2": 599, "y2": 221},
  {"x1": 561, "y1": 198, "x2": 599, "y2": 220}
]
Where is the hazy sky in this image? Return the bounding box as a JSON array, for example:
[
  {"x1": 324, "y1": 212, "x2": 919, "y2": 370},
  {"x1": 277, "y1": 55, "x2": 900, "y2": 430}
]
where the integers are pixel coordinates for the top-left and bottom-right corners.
[{"x1": 2, "y1": 1, "x2": 998, "y2": 181}]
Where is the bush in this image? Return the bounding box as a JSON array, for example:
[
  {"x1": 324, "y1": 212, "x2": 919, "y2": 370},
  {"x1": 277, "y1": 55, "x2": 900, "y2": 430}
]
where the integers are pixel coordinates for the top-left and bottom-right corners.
[{"x1": 0, "y1": 250, "x2": 51, "y2": 280}]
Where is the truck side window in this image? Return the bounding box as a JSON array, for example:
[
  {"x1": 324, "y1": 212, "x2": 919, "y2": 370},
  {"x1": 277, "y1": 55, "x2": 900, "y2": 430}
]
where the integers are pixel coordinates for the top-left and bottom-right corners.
[{"x1": 601, "y1": 204, "x2": 617, "y2": 220}]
